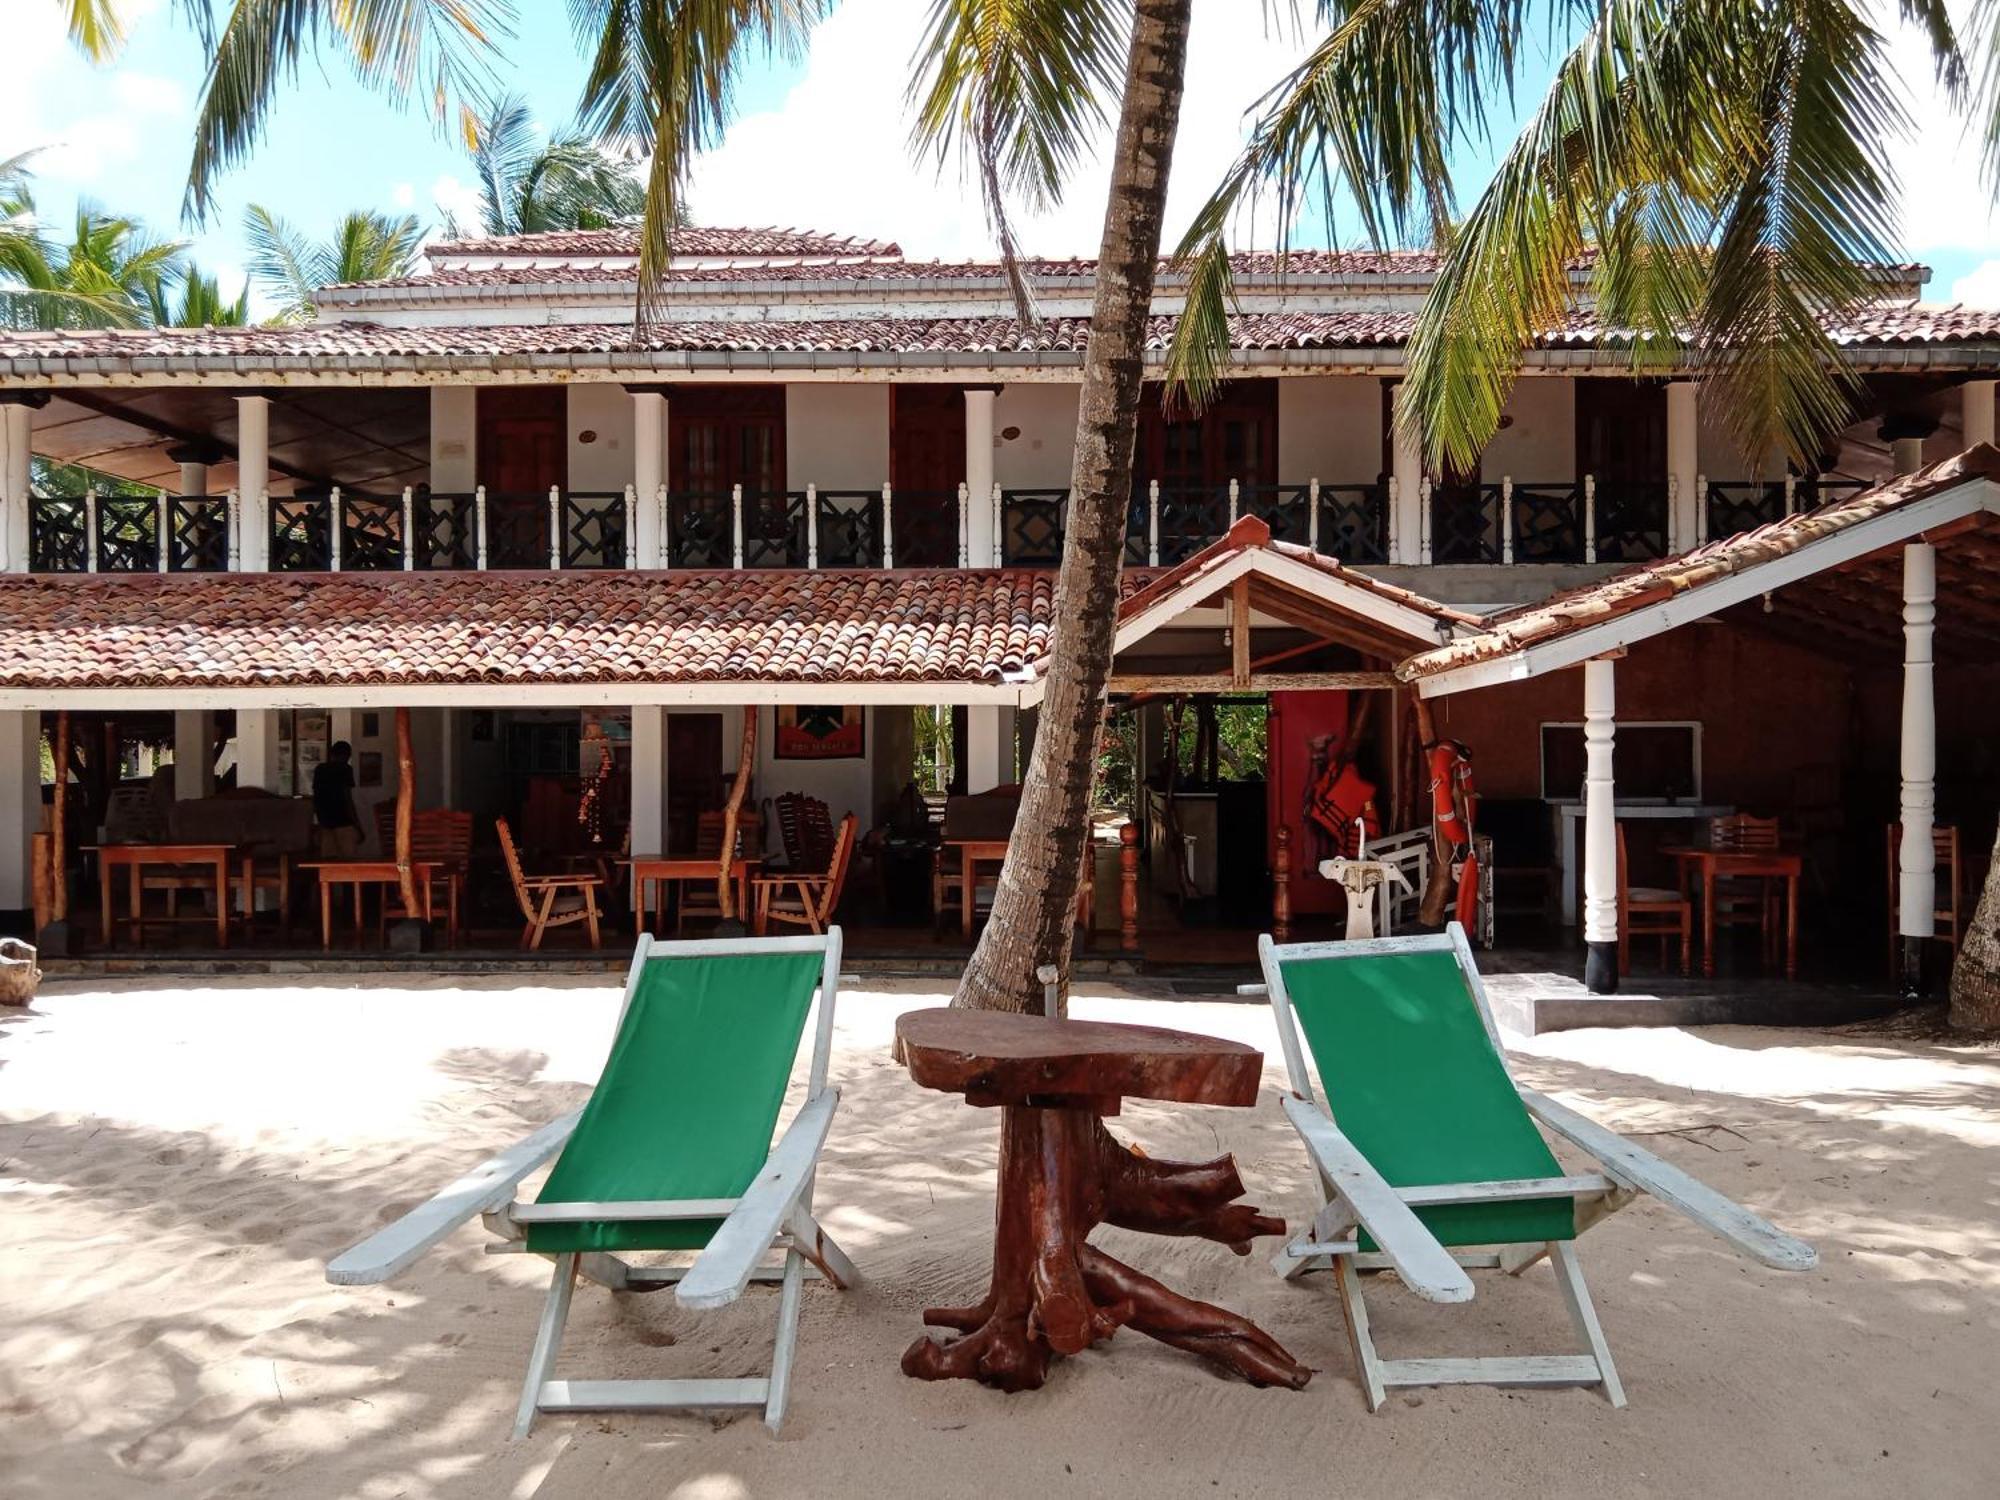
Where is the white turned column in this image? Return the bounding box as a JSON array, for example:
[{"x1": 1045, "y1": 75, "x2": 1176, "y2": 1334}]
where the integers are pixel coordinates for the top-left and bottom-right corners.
[
  {"x1": 1389, "y1": 381, "x2": 1424, "y2": 563},
  {"x1": 1666, "y1": 380, "x2": 1699, "y2": 553},
  {"x1": 1962, "y1": 380, "x2": 1996, "y2": 449},
  {"x1": 2, "y1": 403, "x2": 32, "y2": 573},
  {"x1": 629, "y1": 704, "x2": 666, "y2": 857},
  {"x1": 174, "y1": 710, "x2": 214, "y2": 801},
  {"x1": 964, "y1": 388, "x2": 997, "y2": 567},
  {"x1": 178, "y1": 460, "x2": 209, "y2": 497},
  {"x1": 0, "y1": 711, "x2": 39, "y2": 911},
  {"x1": 1582, "y1": 656, "x2": 1619, "y2": 993},
  {"x1": 233, "y1": 709, "x2": 281, "y2": 792},
  {"x1": 1897, "y1": 543, "x2": 1937, "y2": 990},
  {"x1": 965, "y1": 704, "x2": 1011, "y2": 792},
  {"x1": 632, "y1": 390, "x2": 666, "y2": 567},
  {"x1": 236, "y1": 395, "x2": 270, "y2": 571}
]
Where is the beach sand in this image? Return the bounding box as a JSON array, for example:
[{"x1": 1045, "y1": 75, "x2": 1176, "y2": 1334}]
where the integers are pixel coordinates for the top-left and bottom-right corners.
[{"x1": 2, "y1": 972, "x2": 1995, "y2": 1500}]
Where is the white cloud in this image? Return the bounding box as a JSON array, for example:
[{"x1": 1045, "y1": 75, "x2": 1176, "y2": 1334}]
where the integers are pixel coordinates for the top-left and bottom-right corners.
[
  {"x1": 1951, "y1": 259, "x2": 2000, "y2": 304},
  {"x1": 429, "y1": 173, "x2": 485, "y2": 236},
  {"x1": 685, "y1": 0, "x2": 1303, "y2": 259},
  {"x1": 1880, "y1": 15, "x2": 1999, "y2": 257},
  {"x1": 0, "y1": 3, "x2": 187, "y2": 188},
  {"x1": 391, "y1": 181, "x2": 416, "y2": 209}
]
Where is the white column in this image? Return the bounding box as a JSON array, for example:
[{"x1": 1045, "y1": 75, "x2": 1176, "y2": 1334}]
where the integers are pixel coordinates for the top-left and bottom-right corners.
[
  {"x1": 1962, "y1": 380, "x2": 1996, "y2": 449},
  {"x1": 1389, "y1": 381, "x2": 1424, "y2": 563},
  {"x1": 430, "y1": 386, "x2": 478, "y2": 490},
  {"x1": 177, "y1": 460, "x2": 209, "y2": 496},
  {"x1": 0, "y1": 711, "x2": 40, "y2": 911},
  {"x1": 1582, "y1": 657, "x2": 1618, "y2": 994},
  {"x1": 632, "y1": 390, "x2": 666, "y2": 567},
  {"x1": 630, "y1": 704, "x2": 666, "y2": 857},
  {"x1": 965, "y1": 704, "x2": 1009, "y2": 792},
  {"x1": 964, "y1": 388, "x2": 997, "y2": 566},
  {"x1": 173, "y1": 710, "x2": 214, "y2": 801},
  {"x1": 233, "y1": 709, "x2": 281, "y2": 792},
  {"x1": 2, "y1": 402, "x2": 32, "y2": 573},
  {"x1": 1897, "y1": 543, "x2": 1937, "y2": 989},
  {"x1": 236, "y1": 395, "x2": 270, "y2": 571},
  {"x1": 1666, "y1": 380, "x2": 1699, "y2": 553}
]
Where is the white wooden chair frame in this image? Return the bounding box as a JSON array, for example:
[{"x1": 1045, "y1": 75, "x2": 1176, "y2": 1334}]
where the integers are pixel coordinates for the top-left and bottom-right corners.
[
  {"x1": 1245, "y1": 923, "x2": 1815, "y2": 1411},
  {"x1": 326, "y1": 929, "x2": 858, "y2": 1436},
  {"x1": 1359, "y1": 827, "x2": 1430, "y2": 936}
]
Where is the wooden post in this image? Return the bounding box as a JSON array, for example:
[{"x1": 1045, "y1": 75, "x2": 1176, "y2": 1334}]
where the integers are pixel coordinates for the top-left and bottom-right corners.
[
  {"x1": 1230, "y1": 577, "x2": 1251, "y2": 688},
  {"x1": 1273, "y1": 824, "x2": 1292, "y2": 943},
  {"x1": 394, "y1": 706, "x2": 418, "y2": 917},
  {"x1": 1119, "y1": 822, "x2": 1139, "y2": 953},
  {"x1": 49, "y1": 711, "x2": 67, "y2": 924},
  {"x1": 717, "y1": 709, "x2": 757, "y2": 923}
]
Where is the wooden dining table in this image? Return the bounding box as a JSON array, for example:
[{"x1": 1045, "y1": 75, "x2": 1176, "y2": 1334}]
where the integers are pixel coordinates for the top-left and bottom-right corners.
[
  {"x1": 624, "y1": 854, "x2": 761, "y2": 936},
  {"x1": 945, "y1": 837, "x2": 1011, "y2": 939},
  {"x1": 88, "y1": 842, "x2": 234, "y2": 949},
  {"x1": 1664, "y1": 845, "x2": 1804, "y2": 980},
  {"x1": 298, "y1": 860, "x2": 438, "y2": 950}
]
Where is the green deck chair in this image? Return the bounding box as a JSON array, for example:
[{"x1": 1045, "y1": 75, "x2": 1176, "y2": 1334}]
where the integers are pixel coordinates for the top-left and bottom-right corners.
[
  {"x1": 326, "y1": 930, "x2": 858, "y2": 1436},
  {"x1": 1249, "y1": 924, "x2": 1815, "y2": 1410}
]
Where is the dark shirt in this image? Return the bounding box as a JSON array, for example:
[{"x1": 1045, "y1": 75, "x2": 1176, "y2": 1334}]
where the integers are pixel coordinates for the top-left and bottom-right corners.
[{"x1": 312, "y1": 761, "x2": 357, "y2": 829}]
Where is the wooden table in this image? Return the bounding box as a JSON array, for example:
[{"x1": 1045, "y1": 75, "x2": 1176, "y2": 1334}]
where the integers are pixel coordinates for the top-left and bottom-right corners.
[
  {"x1": 89, "y1": 843, "x2": 234, "y2": 948},
  {"x1": 1665, "y1": 846, "x2": 1803, "y2": 979},
  {"x1": 298, "y1": 861, "x2": 437, "y2": 950},
  {"x1": 625, "y1": 855, "x2": 760, "y2": 936},
  {"x1": 894, "y1": 1007, "x2": 1310, "y2": 1393},
  {"x1": 945, "y1": 838, "x2": 1010, "y2": 939}
]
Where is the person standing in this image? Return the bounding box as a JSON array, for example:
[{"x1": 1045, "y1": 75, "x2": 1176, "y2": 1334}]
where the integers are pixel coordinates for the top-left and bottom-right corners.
[{"x1": 312, "y1": 741, "x2": 363, "y2": 856}]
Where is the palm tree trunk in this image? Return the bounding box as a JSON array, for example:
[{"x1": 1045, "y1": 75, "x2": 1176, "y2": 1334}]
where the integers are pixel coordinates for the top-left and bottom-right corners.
[
  {"x1": 953, "y1": 0, "x2": 1194, "y2": 1015},
  {"x1": 1948, "y1": 824, "x2": 2000, "y2": 1030}
]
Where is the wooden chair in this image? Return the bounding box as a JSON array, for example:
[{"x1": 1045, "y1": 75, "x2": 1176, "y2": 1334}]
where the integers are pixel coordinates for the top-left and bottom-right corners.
[
  {"x1": 1705, "y1": 814, "x2": 1784, "y2": 965},
  {"x1": 677, "y1": 810, "x2": 765, "y2": 933},
  {"x1": 1886, "y1": 823, "x2": 1964, "y2": 973},
  {"x1": 375, "y1": 805, "x2": 474, "y2": 945},
  {"x1": 754, "y1": 814, "x2": 856, "y2": 935},
  {"x1": 1618, "y1": 824, "x2": 1690, "y2": 976},
  {"x1": 496, "y1": 817, "x2": 603, "y2": 951},
  {"x1": 773, "y1": 793, "x2": 835, "y2": 874}
]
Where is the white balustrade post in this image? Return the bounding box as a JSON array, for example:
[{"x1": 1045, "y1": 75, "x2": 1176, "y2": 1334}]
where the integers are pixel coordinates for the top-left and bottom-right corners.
[
  {"x1": 548, "y1": 485, "x2": 562, "y2": 569},
  {"x1": 1500, "y1": 475, "x2": 1515, "y2": 564},
  {"x1": 631, "y1": 389, "x2": 666, "y2": 565},
  {"x1": 330, "y1": 487, "x2": 344, "y2": 572},
  {"x1": 991, "y1": 482, "x2": 1003, "y2": 567},
  {"x1": 1665, "y1": 379, "x2": 1699, "y2": 554},
  {"x1": 956, "y1": 481, "x2": 970, "y2": 567},
  {"x1": 1307, "y1": 478, "x2": 1321, "y2": 553},
  {"x1": 1583, "y1": 474, "x2": 1597, "y2": 563},
  {"x1": 806, "y1": 481, "x2": 819, "y2": 569},
  {"x1": 1227, "y1": 477, "x2": 1240, "y2": 526},
  {"x1": 235, "y1": 394, "x2": 270, "y2": 571},
  {"x1": 1897, "y1": 541, "x2": 1938, "y2": 998},
  {"x1": 731, "y1": 483, "x2": 745, "y2": 568},
  {"x1": 1783, "y1": 473, "x2": 1797, "y2": 516},
  {"x1": 226, "y1": 489, "x2": 241, "y2": 570},
  {"x1": 156, "y1": 493, "x2": 170, "y2": 573},
  {"x1": 1695, "y1": 472, "x2": 1708, "y2": 545},
  {"x1": 400, "y1": 487, "x2": 415, "y2": 570},
  {"x1": 1147, "y1": 479, "x2": 1160, "y2": 566},
  {"x1": 474, "y1": 485, "x2": 489, "y2": 570},
  {"x1": 623, "y1": 484, "x2": 638, "y2": 569},
  {"x1": 84, "y1": 487, "x2": 99, "y2": 573},
  {"x1": 1419, "y1": 476, "x2": 1434, "y2": 563},
  {"x1": 1582, "y1": 656, "x2": 1619, "y2": 994},
  {"x1": 655, "y1": 483, "x2": 669, "y2": 568},
  {"x1": 881, "y1": 482, "x2": 895, "y2": 569}
]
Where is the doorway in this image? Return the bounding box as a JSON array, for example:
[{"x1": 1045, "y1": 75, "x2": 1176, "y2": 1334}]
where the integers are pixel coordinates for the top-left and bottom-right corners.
[
  {"x1": 476, "y1": 388, "x2": 565, "y2": 566},
  {"x1": 666, "y1": 713, "x2": 724, "y2": 852}
]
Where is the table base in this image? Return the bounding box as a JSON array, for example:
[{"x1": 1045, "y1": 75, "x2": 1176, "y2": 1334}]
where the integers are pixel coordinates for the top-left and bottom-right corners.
[{"x1": 901, "y1": 1103, "x2": 1310, "y2": 1392}]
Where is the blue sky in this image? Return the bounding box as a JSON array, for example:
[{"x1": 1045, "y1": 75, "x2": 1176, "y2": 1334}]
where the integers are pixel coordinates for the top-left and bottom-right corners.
[{"x1": 8, "y1": 0, "x2": 1999, "y2": 313}]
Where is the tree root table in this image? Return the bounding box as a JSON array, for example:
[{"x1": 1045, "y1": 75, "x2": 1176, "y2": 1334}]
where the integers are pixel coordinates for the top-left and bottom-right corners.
[{"x1": 894, "y1": 1007, "x2": 1311, "y2": 1393}]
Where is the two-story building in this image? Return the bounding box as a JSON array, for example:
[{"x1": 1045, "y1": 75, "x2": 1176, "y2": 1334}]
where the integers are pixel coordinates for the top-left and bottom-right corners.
[{"x1": 0, "y1": 224, "x2": 1992, "y2": 986}]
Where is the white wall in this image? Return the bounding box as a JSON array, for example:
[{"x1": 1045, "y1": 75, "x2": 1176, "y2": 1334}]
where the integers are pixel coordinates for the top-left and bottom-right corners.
[
  {"x1": 1278, "y1": 375, "x2": 1385, "y2": 484},
  {"x1": 993, "y1": 383, "x2": 1080, "y2": 488},
  {"x1": 787, "y1": 386, "x2": 890, "y2": 487},
  {"x1": 1697, "y1": 395, "x2": 1786, "y2": 481},
  {"x1": 568, "y1": 384, "x2": 635, "y2": 492},
  {"x1": 430, "y1": 387, "x2": 477, "y2": 490},
  {"x1": 1483, "y1": 376, "x2": 1575, "y2": 480}
]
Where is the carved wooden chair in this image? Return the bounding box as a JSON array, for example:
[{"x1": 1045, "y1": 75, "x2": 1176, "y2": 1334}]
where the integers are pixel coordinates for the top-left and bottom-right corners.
[
  {"x1": 1618, "y1": 824, "x2": 1690, "y2": 976},
  {"x1": 374, "y1": 805, "x2": 473, "y2": 945},
  {"x1": 496, "y1": 816, "x2": 603, "y2": 951},
  {"x1": 773, "y1": 792, "x2": 835, "y2": 875},
  {"x1": 753, "y1": 813, "x2": 856, "y2": 935}
]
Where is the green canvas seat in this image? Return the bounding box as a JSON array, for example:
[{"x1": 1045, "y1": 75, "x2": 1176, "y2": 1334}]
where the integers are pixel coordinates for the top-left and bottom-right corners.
[
  {"x1": 328, "y1": 931, "x2": 858, "y2": 1437},
  {"x1": 1253, "y1": 924, "x2": 1816, "y2": 1411}
]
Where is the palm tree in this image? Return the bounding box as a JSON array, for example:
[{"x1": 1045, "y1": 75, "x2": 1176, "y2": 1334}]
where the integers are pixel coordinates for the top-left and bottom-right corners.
[
  {"x1": 0, "y1": 191, "x2": 186, "y2": 330},
  {"x1": 458, "y1": 92, "x2": 647, "y2": 238},
  {"x1": 147, "y1": 260, "x2": 250, "y2": 327},
  {"x1": 243, "y1": 205, "x2": 423, "y2": 321}
]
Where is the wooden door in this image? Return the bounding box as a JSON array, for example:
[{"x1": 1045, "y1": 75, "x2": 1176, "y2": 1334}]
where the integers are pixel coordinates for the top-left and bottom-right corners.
[
  {"x1": 892, "y1": 386, "x2": 967, "y2": 565},
  {"x1": 668, "y1": 386, "x2": 786, "y2": 493},
  {"x1": 1576, "y1": 380, "x2": 1666, "y2": 486},
  {"x1": 666, "y1": 713, "x2": 724, "y2": 853},
  {"x1": 477, "y1": 388, "x2": 565, "y2": 565}
]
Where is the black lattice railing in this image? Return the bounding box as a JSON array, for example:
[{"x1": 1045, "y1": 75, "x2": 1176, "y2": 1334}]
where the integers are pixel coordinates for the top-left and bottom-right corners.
[
  {"x1": 339, "y1": 494, "x2": 403, "y2": 571},
  {"x1": 889, "y1": 489, "x2": 959, "y2": 567},
  {"x1": 1432, "y1": 483, "x2": 1503, "y2": 563},
  {"x1": 270, "y1": 495, "x2": 333, "y2": 571},
  {"x1": 1593, "y1": 482, "x2": 1669, "y2": 562},
  {"x1": 1317, "y1": 484, "x2": 1389, "y2": 563},
  {"x1": 482, "y1": 492, "x2": 554, "y2": 568},
  {"x1": 1152, "y1": 484, "x2": 1231, "y2": 565},
  {"x1": 168, "y1": 496, "x2": 231, "y2": 571},
  {"x1": 561, "y1": 491, "x2": 627, "y2": 569},
  {"x1": 29, "y1": 495, "x2": 88, "y2": 572},
  {"x1": 96, "y1": 494, "x2": 160, "y2": 571},
  {"x1": 1000, "y1": 488, "x2": 1067, "y2": 566},
  {"x1": 667, "y1": 491, "x2": 732, "y2": 567},
  {"x1": 813, "y1": 490, "x2": 881, "y2": 568},
  {"x1": 1704, "y1": 481, "x2": 1784, "y2": 539},
  {"x1": 1509, "y1": 482, "x2": 1584, "y2": 563},
  {"x1": 413, "y1": 491, "x2": 477, "y2": 569},
  {"x1": 741, "y1": 489, "x2": 807, "y2": 568}
]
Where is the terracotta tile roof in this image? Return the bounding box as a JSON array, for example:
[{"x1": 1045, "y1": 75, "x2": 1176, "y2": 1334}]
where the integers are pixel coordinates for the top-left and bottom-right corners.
[
  {"x1": 1396, "y1": 446, "x2": 2000, "y2": 682},
  {"x1": 424, "y1": 225, "x2": 903, "y2": 260},
  {"x1": 11, "y1": 305, "x2": 1991, "y2": 369},
  {"x1": 0, "y1": 568, "x2": 1063, "y2": 690}
]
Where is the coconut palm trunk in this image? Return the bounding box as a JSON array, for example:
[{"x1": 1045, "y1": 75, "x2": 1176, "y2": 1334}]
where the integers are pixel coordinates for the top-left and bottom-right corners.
[
  {"x1": 952, "y1": 0, "x2": 1193, "y2": 1016},
  {"x1": 1949, "y1": 828, "x2": 2000, "y2": 1029}
]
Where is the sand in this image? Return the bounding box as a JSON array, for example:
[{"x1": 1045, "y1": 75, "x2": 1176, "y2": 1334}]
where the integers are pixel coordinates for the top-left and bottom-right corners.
[{"x1": 2, "y1": 971, "x2": 1995, "y2": 1500}]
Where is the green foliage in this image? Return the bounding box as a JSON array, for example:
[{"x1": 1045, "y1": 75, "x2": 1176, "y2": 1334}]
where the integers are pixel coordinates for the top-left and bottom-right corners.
[
  {"x1": 0, "y1": 154, "x2": 191, "y2": 330},
  {"x1": 147, "y1": 260, "x2": 251, "y2": 326},
  {"x1": 912, "y1": 705, "x2": 954, "y2": 794},
  {"x1": 244, "y1": 204, "x2": 424, "y2": 320},
  {"x1": 31, "y1": 455, "x2": 156, "y2": 497},
  {"x1": 459, "y1": 92, "x2": 648, "y2": 238}
]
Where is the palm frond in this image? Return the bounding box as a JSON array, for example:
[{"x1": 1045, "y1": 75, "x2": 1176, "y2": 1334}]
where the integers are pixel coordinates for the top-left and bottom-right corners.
[
  {"x1": 243, "y1": 203, "x2": 325, "y2": 321},
  {"x1": 61, "y1": 0, "x2": 127, "y2": 60}
]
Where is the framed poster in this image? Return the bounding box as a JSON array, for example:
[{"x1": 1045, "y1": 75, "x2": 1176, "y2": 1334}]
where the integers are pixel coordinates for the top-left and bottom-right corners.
[{"x1": 775, "y1": 705, "x2": 865, "y2": 760}]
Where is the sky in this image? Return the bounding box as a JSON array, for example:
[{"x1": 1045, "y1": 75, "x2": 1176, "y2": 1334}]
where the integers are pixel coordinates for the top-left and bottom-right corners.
[{"x1": 7, "y1": 0, "x2": 2000, "y2": 317}]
